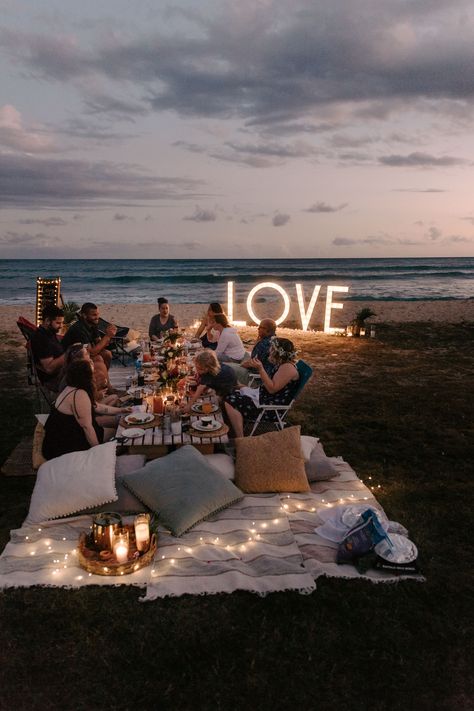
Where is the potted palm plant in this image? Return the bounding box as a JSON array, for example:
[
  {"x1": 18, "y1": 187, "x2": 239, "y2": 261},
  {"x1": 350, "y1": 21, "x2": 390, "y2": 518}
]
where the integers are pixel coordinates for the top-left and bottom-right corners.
[
  {"x1": 62, "y1": 301, "x2": 80, "y2": 328},
  {"x1": 351, "y1": 307, "x2": 376, "y2": 337}
]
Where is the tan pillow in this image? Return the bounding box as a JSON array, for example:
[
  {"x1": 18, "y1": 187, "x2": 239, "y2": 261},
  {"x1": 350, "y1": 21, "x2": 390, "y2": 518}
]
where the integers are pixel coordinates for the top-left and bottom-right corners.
[
  {"x1": 32, "y1": 422, "x2": 47, "y2": 471},
  {"x1": 234, "y1": 426, "x2": 310, "y2": 493}
]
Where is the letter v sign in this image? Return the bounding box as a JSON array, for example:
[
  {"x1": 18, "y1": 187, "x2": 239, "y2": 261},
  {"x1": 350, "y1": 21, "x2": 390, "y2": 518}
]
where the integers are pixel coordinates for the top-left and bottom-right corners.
[{"x1": 295, "y1": 283, "x2": 321, "y2": 331}]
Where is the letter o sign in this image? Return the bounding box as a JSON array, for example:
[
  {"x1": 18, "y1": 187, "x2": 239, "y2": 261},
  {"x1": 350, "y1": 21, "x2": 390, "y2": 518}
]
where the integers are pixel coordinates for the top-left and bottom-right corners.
[{"x1": 246, "y1": 282, "x2": 291, "y2": 325}]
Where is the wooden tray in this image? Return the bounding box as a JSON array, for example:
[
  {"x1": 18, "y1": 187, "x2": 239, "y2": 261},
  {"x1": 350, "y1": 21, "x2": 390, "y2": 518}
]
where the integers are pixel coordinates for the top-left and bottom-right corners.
[
  {"x1": 188, "y1": 422, "x2": 229, "y2": 438},
  {"x1": 77, "y1": 526, "x2": 157, "y2": 576}
]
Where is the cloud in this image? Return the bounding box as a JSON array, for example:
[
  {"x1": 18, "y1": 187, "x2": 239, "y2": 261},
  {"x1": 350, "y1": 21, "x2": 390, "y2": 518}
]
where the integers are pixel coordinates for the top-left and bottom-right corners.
[
  {"x1": 175, "y1": 138, "x2": 317, "y2": 168},
  {"x1": 0, "y1": 104, "x2": 56, "y2": 153},
  {"x1": 0, "y1": 230, "x2": 60, "y2": 247},
  {"x1": 333, "y1": 236, "x2": 393, "y2": 247},
  {"x1": 305, "y1": 201, "x2": 347, "y2": 213},
  {"x1": 427, "y1": 226, "x2": 442, "y2": 241},
  {"x1": 183, "y1": 206, "x2": 216, "y2": 222},
  {"x1": 379, "y1": 152, "x2": 466, "y2": 167},
  {"x1": 18, "y1": 217, "x2": 68, "y2": 226},
  {"x1": 4, "y1": 1, "x2": 474, "y2": 128},
  {"x1": 461, "y1": 216, "x2": 474, "y2": 224},
  {"x1": 272, "y1": 213, "x2": 290, "y2": 227},
  {"x1": 113, "y1": 213, "x2": 134, "y2": 222},
  {"x1": 393, "y1": 188, "x2": 447, "y2": 193},
  {"x1": 0, "y1": 154, "x2": 205, "y2": 208}
]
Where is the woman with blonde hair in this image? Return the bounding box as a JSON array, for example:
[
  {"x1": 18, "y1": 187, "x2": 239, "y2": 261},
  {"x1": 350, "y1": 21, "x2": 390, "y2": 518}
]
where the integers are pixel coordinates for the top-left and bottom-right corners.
[
  {"x1": 184, "y1": 349, "x2": 237, "y2": 411},
  {"x1": 224, "y1": 338, "x2": 299, "y2": 438}
]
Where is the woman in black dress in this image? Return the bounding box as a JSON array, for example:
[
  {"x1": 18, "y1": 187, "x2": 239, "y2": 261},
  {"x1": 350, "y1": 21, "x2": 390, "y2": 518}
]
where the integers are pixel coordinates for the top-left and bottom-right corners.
[{"x1": 42, "y1": 359, "x2": 129, "y2": 460}]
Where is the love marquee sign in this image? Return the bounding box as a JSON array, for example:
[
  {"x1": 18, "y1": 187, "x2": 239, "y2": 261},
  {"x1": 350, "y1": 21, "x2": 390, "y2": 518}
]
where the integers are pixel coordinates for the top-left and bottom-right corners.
[{"x1": 226, "y1": 281, "x2": 349, "y2": 333}]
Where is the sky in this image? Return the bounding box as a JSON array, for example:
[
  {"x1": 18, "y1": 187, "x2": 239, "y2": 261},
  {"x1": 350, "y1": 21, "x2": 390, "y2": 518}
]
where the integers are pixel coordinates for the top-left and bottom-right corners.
[{"x1": 0, "y1": 0, "x2": 473, "y2": 259}]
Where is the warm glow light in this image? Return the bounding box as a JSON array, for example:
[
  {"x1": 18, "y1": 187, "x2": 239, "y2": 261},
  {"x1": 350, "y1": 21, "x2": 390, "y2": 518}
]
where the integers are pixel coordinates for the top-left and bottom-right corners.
[
  {"x1": 227, "y1": 281, "x2": 246, "y2": 326},
  {"x1": 324, "y1": 286, "x2": 349, "y2": 334},
  {"x1": 246, "y1": 282, "x2": 290, "y2": 325},
  {"x1": 295, "y1": 283, "x2": 321, "y2": 331}
]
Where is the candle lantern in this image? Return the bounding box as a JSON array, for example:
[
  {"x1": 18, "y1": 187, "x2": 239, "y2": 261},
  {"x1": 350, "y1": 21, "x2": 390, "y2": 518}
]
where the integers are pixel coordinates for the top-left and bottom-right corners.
[
  {"x1": 92, "y1": 512, "x2": 122, "y2": 551},
  {"x1": 134, "y1": 514, "x2": 151, "y2": 552}
]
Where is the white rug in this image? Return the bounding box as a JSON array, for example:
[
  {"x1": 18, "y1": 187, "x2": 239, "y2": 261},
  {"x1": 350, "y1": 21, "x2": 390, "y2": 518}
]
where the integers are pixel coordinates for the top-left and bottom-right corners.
[{"x1": 0, "y1": 456, "x2": 423, "y2": 598}]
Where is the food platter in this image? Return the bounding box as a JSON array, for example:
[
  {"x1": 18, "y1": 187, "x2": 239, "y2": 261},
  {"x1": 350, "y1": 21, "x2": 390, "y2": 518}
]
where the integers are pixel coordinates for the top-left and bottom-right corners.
[
  {"x1": 124, "y1": 412, "x2": 154, "y2": 425},
  {"x1": 191, "y1": 402, "x2": 218, "y2": 414}
]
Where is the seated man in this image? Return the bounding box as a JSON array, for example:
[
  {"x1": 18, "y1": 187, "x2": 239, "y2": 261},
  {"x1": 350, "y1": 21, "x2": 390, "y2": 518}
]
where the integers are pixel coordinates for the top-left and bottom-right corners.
[
  {"x1": 30, "y1": 304, "x2": 65, "y2": 392},
  {"x1": 227, "y1": 318, "x2": 276, "y2": 385},
  {"x1": 62, "y1": 302, "x2": 117, "y2": 370}
]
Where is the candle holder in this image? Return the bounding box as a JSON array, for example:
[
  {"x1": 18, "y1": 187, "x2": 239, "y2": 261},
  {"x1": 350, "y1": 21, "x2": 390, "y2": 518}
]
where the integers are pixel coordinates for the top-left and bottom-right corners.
[
  {"x1": 112, "y1": 529, "x2": 130, "y2": 563},
  {"x1": 92, "y1": 512, "x2": 122, "y2": 551},
  {"x1": 134, "y1": 514, "x2": 151, "y2": 552}
]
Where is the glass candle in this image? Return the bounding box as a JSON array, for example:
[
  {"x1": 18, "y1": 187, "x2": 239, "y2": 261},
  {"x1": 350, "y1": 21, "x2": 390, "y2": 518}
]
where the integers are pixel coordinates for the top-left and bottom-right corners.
[
  {"x1": 134, "y1": 514, "x2": 151, "y2": 553},
  {"x1": 112, "y1": 529, "x2": 129, "y2": 563}
]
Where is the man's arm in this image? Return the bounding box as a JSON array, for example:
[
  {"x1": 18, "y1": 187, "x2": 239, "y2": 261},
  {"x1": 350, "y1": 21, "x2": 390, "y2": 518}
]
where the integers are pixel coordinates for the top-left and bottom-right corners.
[
  {"x1": 88, "y1": 323, "x2": 117, "y2": 357},
  {"x1": 39, "y1": 352, "x2": 64, "y2": 375}
]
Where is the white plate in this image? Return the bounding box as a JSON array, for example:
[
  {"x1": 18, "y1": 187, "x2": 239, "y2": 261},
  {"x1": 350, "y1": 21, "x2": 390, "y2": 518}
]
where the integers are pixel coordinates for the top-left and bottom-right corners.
[
  {"x1": 192, "y1": 418, "x2": 222, "y2": 432},
  {"x1": 191, "y1": 402, "x2": 218, "y2": 414},
  {"x1": 124, "y1": 412, "x2": 154, "y2": 425},
  {"x1": 127, "y1": 387, "x2": 153, "y2": 396},
  {"x1": 122, "y1": 428, "x2": 146, "y2": 439},
  {"x1": 374, "y1": 534, "x2": 418, "y2": 564}
]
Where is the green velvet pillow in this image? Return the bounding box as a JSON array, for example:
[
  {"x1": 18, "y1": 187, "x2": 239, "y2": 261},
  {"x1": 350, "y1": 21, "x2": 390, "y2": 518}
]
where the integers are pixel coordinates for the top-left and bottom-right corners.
[{"x1": 119, "y1": 445, "x2": 243, "y2": 536}]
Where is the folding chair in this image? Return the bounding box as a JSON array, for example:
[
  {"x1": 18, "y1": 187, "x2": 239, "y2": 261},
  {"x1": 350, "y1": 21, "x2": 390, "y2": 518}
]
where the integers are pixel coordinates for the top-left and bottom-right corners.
[
  {"x1": 248, "y1": 359, "x2": 313, "y2": 436},
  {"x1": 16, "y1": 318, "x2": 55, "y2": 413},
  {"x1": 97, "y1": 317, "x2": 135, "y2": 366}
]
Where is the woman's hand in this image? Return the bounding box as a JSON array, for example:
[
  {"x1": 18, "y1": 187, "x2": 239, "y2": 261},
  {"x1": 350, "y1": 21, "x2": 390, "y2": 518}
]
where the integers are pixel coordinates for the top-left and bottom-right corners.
[
  {"x1": 253, "y1": 357, "x2": 264, "y2": 372},
  {"x1": 121, "y1": 406, "x2": 133, "y2": 414}
]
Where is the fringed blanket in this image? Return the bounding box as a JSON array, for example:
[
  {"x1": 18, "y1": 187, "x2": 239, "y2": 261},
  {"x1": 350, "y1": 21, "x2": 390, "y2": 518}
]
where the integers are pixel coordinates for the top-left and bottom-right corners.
[{"x1": 0, "y1": 456, "x2": 423, "y2": 598}]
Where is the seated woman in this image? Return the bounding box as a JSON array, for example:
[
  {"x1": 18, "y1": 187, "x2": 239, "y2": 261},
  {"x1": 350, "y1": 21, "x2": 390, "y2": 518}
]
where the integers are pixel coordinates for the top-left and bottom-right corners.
[
  {"x1": 149, "y1": 297, "x2": 178, "y2": 341},
  {"x1": 224, "y1": 338, "x2": 299, "y2": 438},
  {"x1": 212, "y1": 313, "x2": 246, "y2": 363},
  {"x1": 42, "y1": 359, "x2": 130, "y2": 460},
  {"x1": 194, "y1": 302, "x2": 224, "y2": 350},
  {"x1": 184, "y1": 350, "x2": 237, "y2": 412}
]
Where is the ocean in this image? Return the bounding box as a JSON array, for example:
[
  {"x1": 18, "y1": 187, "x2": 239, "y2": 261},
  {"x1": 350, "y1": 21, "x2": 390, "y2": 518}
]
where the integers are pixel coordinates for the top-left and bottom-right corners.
[{"x1": 0, "y1": 257, "x2": 472, "y2": 305}]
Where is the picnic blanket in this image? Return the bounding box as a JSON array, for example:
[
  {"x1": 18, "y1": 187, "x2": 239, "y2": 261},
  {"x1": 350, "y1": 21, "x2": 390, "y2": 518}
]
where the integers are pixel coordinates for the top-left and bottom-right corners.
[{"x1": 0, "y1": 456, "x2": 423, "y2": 598}]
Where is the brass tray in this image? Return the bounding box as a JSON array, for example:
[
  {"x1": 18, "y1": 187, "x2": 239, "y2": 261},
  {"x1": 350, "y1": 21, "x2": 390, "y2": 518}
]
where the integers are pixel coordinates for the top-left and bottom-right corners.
[{"x1": 77, "y1": 525, "x2": 157, "y2": 576}]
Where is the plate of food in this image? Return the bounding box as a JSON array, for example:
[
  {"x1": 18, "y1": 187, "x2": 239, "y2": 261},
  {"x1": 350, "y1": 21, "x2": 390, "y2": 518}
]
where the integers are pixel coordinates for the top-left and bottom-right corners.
[
  {"x1": 124, "y1": 412, "x2": 154, "y2": 425},
  {"x1": 127, "y1": 386, "x2": 153, "y2": 396},
  {"x1": 191, "y1": 418, "x2": 222, "y2": 432},
  {"x1": 121, "y1": 428, "x2": 146, "y2": 439},
  {"x1": 191, "y1": 402, "x2": 218, "y2": 414}
]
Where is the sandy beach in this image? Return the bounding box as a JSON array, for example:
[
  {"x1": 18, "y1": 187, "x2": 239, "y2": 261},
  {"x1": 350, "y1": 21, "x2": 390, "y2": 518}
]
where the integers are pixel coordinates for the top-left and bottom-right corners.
[{"x1": 3, "y1": 299, "x2": 473, "y2": 345}]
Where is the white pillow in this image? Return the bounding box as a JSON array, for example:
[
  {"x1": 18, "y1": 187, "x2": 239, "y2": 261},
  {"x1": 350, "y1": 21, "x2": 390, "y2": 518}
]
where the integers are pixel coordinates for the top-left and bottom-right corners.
[
  {"x1": 204, "y1": 453, "x2": 235, "y2": 480},
  {"x1": 27, "y1": 442, "x2": 118, "y2": 523},
  {"x1": 300, "y1": 435, "x2": 320, "y2": 461}
]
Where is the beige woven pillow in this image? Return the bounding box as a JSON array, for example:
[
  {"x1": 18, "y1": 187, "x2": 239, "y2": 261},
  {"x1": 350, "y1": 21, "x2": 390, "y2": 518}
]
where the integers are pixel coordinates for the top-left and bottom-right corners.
[{"x1": 234, "y1": 426, "x2": 310, "y2": 493}]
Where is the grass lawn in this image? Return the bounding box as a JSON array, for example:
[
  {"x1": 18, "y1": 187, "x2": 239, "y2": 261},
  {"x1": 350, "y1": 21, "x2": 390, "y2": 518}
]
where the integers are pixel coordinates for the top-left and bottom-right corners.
[{"x1": 0, "y1": 323, "x2": 473, "y2": 711}]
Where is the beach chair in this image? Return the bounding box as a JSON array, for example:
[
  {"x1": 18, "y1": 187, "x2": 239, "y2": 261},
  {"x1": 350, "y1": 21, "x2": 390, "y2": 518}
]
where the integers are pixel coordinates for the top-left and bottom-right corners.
[
  {"x1": 97, "y1": 317, "x2": 136, "y2": 366},
  {"x1": 16, "y1": 318, "x2": 55, "y2": 413},
  {"x1": 247, "y1": 359, "x2": 313, "y2": 436}
]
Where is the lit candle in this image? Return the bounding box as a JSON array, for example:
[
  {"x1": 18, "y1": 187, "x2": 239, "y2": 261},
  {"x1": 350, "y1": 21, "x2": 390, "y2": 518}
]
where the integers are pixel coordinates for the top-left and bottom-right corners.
[
  {"x1": 134, "y1": 514, "x2": 150, "y2": 553},
  {"x1": 113, "y1": 530, "x2": 129, "y2": 563}
]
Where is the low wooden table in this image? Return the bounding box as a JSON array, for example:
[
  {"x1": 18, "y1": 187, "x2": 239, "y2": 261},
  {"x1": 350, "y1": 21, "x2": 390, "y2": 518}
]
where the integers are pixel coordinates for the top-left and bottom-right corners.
[{"x1": 115, "y1": 394, "x2": 229, "y2": 457}]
